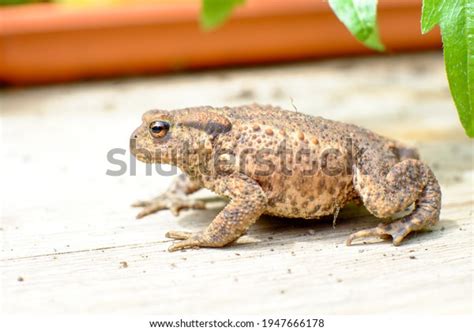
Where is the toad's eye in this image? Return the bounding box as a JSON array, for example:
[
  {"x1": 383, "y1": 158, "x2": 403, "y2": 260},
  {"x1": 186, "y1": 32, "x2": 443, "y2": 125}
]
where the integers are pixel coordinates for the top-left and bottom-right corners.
[{"x1": 149, "y1": 121, "x2": 170, "y2": 138}]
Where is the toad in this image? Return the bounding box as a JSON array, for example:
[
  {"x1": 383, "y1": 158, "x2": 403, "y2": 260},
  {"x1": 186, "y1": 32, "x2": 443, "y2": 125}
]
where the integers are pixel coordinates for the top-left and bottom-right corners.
[{"x1": 130, "y1": 104, "x2": 441, "y2": 252}]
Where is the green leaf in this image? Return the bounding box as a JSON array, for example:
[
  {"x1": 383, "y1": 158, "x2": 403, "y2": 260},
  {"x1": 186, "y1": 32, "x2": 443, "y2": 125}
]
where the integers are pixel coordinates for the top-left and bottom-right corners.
[
  {"x1": 421, "y1": 0, "x2": 444, "y2": 33},
  {"x1": 328, "y1": 0, "x2": 385, "y2": 51},
  {"x1": 0, "y1": 0, "x2": 42, "y2": 5},
  {"x1": 200, "y1": 0, "x2": 245, "y2": 30},
  {"x1": 422, "y1": 0, "x2": 474, "y2": 137}
]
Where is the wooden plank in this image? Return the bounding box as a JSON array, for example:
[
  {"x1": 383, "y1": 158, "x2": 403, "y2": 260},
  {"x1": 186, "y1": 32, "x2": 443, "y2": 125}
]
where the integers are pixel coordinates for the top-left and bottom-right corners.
[{"x1": 1, "y1": 52, "x2": 472, "y2": 314}]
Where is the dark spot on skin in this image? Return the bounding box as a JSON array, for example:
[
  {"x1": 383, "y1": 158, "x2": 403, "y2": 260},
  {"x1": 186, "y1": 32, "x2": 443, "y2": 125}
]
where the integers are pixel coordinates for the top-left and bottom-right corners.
[
  {"x1": 182, "y1": 119, "x2": 232, "y2": 138},
  {"x1": 320, "y1": 205, "x2": 330, "y2": 212},
  {"x1": 338, "y1": 181, "x2": 347, "y2": 191},
  {"x1": 317, "y1": 178, "x2": 326, "y2": 192},
  {"x1": 253, "y1": 124, "x2": 260, "y2": 131}
]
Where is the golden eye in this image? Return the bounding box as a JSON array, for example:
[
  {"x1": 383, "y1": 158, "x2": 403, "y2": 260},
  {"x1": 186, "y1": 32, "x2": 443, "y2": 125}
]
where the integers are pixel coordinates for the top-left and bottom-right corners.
[{"x1": 149, "y1": 121, "x2": 170, "y2": 138}]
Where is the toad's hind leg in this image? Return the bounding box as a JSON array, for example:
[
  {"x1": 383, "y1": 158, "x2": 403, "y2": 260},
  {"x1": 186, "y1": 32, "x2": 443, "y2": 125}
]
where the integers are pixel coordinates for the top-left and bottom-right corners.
[{"x1": 347, "y1": 158, "x2": 441, "y2": 245}]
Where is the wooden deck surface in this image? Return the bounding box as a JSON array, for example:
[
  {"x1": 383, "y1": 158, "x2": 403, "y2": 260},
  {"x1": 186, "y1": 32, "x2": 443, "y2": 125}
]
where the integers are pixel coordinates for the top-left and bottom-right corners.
[{"x1": 1, "y1": 52, "x2": 472, "y2": 314}]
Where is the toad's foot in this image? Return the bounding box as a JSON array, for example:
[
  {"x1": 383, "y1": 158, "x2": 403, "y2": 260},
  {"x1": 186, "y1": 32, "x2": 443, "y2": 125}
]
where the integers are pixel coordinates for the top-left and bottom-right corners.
[
  {"x1": 346, "y1": 220, "x2": 412, "y2": 246},
  {"x1": 346, "y1": 213, "x2": 436, "y2": 246},
  {"x1": 165, "y1": 231, "x2": 212, "y2": 252},
  {"x1": 132, "y1": 193, "x2": 205, "y2": 219}
]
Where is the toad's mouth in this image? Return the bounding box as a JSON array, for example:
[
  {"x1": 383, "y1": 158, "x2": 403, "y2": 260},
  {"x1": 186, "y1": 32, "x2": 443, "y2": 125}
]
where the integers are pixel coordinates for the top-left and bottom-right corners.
[
  {"x1": 134, "y1": 153, "x2": 153, "y2": 164},
  {"x1": 130, "y1": 143, "x2": 169, "y2": 164},
  {"x1": 129, "y1": 138, "x2": 153, "y2": 164}
]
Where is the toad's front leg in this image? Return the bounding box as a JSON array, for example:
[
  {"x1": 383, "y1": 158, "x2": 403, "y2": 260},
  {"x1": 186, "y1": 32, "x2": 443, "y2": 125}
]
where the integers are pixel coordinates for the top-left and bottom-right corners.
[{"x1": 166, "y1": 173, "x2": 267, "y2": 252}]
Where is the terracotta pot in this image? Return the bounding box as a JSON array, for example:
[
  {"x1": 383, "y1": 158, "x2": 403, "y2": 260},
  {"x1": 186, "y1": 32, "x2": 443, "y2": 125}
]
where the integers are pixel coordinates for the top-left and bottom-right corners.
[{"x1": 0, "y1": 0, "x2": 441, "y2": 85}]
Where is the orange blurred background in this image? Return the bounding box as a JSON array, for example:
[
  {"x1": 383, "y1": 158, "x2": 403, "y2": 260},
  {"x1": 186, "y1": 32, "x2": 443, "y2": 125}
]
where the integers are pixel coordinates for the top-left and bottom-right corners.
[{"x1": 0, "y1": 0, "x2": 441, "y2": 85}]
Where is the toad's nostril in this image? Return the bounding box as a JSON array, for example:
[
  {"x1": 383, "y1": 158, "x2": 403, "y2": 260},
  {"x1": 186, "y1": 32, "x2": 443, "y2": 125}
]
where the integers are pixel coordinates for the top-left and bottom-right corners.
[{"x1": 134, "y1": 135, "x2": 138, "y2": 139}]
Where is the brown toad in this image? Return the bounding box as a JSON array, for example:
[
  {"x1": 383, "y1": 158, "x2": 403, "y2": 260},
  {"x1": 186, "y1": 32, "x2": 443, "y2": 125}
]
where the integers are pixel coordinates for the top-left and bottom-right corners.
[{"x1": 130, "y1": 104, "x2": 441, "y2": 252}]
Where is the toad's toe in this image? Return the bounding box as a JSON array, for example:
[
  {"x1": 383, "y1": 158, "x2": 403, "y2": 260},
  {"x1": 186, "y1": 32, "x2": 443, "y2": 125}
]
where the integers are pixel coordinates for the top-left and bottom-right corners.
[{"x1": 346, "y1": 222, "x2": 410, "y2": 246}]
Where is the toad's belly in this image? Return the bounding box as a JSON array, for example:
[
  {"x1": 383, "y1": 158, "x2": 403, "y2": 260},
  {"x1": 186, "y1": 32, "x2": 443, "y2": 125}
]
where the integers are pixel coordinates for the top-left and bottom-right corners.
[{"x1": 258, "y1": 173, "x2": 359, "y2": 219}]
